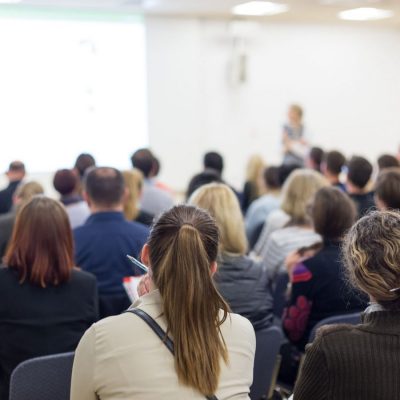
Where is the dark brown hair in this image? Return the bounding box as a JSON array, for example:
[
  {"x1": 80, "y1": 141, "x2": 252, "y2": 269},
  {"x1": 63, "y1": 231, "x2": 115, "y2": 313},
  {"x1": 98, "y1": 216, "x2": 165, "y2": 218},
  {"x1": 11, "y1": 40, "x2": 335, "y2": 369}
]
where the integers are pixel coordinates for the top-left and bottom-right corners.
[
  {"x1": 325, "y1": 150, "x2": 346, "y2": 175},
  {"x1": 343, "y1": 210, "x2": 400, "y2": 310},
  {"x1": 53, "y1": 169, "x2": 78, "y2": 196},
  {"x1": 375, "y1": 168, "x2": 400, "y2": 210},
  {"x1": 4, "y1": 196, "x2": 74, "y2": 287},
  {"x1": 377, "y1": 154, "x2": 400, "y2": 171},
  {"x1": 83, "y1": 167, "x2": 125, "y2": 207},
  {"x1": 147, "y1": 205, "x2": 229, "y2": 396},
  {"x1": 312, "y1": 187, "x2": 356, "y2": 241},
  {"x1": 347, "y1": 156, "x2": 373, "y2": 189}
]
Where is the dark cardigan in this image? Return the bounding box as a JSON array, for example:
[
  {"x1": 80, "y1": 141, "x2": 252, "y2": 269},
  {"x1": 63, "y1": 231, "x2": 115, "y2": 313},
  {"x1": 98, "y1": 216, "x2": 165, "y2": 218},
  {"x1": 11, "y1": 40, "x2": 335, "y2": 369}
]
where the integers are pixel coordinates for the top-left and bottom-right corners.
[{"x1": 294, "y1": 310, "x2": 400, "y2": 400}]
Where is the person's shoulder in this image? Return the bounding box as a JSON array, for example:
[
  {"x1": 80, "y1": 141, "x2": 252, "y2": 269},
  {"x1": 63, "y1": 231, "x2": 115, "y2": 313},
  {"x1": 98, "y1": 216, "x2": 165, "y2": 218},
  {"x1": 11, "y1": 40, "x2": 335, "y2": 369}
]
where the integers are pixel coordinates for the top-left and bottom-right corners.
[
  {"x1": 70, "y1": 268, "x2": 97, "y2": 283},
  {"x1": 224, "y1": 312, "x2": 255, "y2": 339},
  {"x1": 126, "y1": 220, "x2": 150, "y2": 236},
  {"x1": 314, "y1": 322, "x2": 360, "y2": 344}
]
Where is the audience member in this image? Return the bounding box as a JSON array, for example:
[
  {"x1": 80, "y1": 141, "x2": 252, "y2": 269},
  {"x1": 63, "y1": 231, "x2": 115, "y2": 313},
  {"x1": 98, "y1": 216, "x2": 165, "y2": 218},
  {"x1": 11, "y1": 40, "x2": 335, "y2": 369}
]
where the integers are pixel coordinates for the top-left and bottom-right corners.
[
  {"x1": 241, "y1": 154, "x2": 265, "y2": 213},
  {"x1": 74, "y1": 153, "x2": 96, "y2": 178},
  {"x1": 294, "y1": 210, "x2": 400, "y2": 399},
  {"x1": 131, "y1": 148, "x2": 174, "y2": 216},
  {"x1": 283, "y1": 187, "x2": 366, "y2": 350},
  {"x1": 347, "y1": 155, "x2": 375, "y2": 217},
  {"x1": 186, "y1": 151, "x2": 226, "y2": 199},
  {"x1": 306, "y1": 147, "x2": 324, "y2": 172},
  {"x1": 374, "y1": 167, "x2": 400, "y2": 210},
  {"x1": 74, "y1": 167, "x2": 149, "y2": 318},
  {"x1": 53, "y1": 169, "x2": 90, "y2": 228},
  {"x1": 377, "y1": 153, "x2": 400, "y2": 171},
  {"x1": 245, "y1": 166, "x2": 281, "y2": 247},
  {"x1": 0, "y1": 181, "x2": 44, "y2": 258},
  {"x1": 0, "y1": 196, "x2": 98, "y2": 400},
  {"x1": 189, "y1": 183, "x2": 274, "y2": 331},
  {"x1": 321, "y1": 150, "x2": 347, "y2": 191},
  {"x1": 71, "y1": 205, "x2": 255, "y2": 400},
  {"x1": 0, "y1": 161, "x2": 26, "y2": 214},
  {"x1": 253, "y1": 169, "x2": 327, "y2": 277},
  {"x1": 122, "y1": 169, "x2": 154, "y2": 226}
]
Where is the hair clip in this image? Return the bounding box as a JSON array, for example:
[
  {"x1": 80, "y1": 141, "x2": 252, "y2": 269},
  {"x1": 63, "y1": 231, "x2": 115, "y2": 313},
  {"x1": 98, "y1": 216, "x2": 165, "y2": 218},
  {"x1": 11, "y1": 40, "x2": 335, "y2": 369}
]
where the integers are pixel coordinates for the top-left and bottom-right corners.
[{"x1": 389, "y1": 287, "x2": 400, "y2": 293}]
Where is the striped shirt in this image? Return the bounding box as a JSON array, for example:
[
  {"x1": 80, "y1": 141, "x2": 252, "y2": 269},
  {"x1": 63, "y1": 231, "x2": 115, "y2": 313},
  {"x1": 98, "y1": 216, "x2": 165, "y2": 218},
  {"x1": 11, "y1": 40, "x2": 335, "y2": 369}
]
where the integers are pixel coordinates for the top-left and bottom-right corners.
[{"x1": 261, "y1": 226, "x2": 322, "y2": 281}]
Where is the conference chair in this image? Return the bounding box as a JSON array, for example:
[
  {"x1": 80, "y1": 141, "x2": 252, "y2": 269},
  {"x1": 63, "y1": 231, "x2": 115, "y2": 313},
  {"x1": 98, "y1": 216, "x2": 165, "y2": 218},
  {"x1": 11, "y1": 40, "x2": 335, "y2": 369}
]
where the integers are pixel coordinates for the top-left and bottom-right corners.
[
  {"x1": 9, "y1": 352, "x2": 74, "y2": 400},
  {"x1": 308, "y1": 312, "x2": 362, "y2": 343},
  {"x1": 273, "y1": 272, "x2": 289, "y2": 318},
  {"x1": 250, "y1": 326, "x2": 284, "y2": 400}
]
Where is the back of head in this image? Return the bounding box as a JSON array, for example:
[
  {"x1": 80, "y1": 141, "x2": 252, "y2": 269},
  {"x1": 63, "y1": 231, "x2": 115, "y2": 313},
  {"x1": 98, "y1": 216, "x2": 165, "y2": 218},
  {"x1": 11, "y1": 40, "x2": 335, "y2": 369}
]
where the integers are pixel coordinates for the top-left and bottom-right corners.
[
  {"x1": 74, "y1": 153, "x2": 96, "y2": 178},
  {"x1": 324, "y1": 150, "x2": 346, "y2": 176},
  {"x1": 7, "y1": 161, "x2": 26, "y2": 181},
  {"x1": 347, "y1": 156, "x2": 373, "y2": 189},
  {"x1": 122, "y1": 169, "x2": 144, "y2": 220},
  {"x1": 84, "y1": 167, "x2": 125, "y2": 209},
  {"x1": 152, "y1": 157, "x2": 161, "y2": 177},
  {"x1": 130, "y1": 148, "x2": 155, "y2": 178},
  {"x1": 312, "y1": 187, "x2": 356, "y2": 241},
  {"x1": 147, "y1": 205, "x2": 229, "y2": 396},
  {"x1": 281, "y1": 169, "x2": 328, "y2": 224},
  {"x1": 204, "y1": 152, "x2": 224, "y2": 175},
  {"x1": 53, "y1": 169, "x2": 78, "y2": 196},
  {"x1": 5, "y1": 196, "x2": 73, "y2": 287},
  {"x1": 377, "y1": 154, "x2": 400, "y2": 172},
  {"x1": 278, "y1": 163, "x2": 301, "y2": 186},
  {"x1": 245, "y1": 154, "x2": 265, "y2": 182},
  {"x1": 189, "y1": 183, "x2": 247, "y2": 255},
  {"x1": 308, "y1": 147, "x2": 324, "y2": 171},
  {"x1": 8, "y1": 161, "x2": 25, "y2": 174},
  {"x1": 264, "y1": 166, "x2": 281, "y2": 191},
  {"x1": 186, "y1": 170, "x2": 223, "y2": 200},
  {"x1": 343, "y1": 210, "x2": 400, "y2": 310},
  {"x1": 15, "y1": 181, "x2": 44, "y2": 207},
  {"x1": 375, "y1": 168, "x2": 400, "y2": 210}
]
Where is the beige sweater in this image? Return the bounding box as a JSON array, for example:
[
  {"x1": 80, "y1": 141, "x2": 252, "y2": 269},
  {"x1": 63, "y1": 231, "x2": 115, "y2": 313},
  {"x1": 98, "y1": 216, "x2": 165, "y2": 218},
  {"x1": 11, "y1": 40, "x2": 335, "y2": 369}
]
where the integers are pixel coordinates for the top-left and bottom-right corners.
[{"x1": 70, "y1": 290, "x2": 256, "y2": 400}]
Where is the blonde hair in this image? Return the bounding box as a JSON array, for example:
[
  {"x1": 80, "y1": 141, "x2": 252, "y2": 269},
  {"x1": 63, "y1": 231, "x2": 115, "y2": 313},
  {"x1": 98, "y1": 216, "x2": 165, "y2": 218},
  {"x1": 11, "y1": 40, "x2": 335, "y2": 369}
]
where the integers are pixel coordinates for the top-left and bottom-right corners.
[
  {"x1": 148, "y1": 205, "x2": 229, "y2": 396},
  {"x1": 122, "y1": 169, "x2": 143, "y2": 220},
  {"x1": 290, "y1": 104, "x2": 303, "y2": 119},
  {"x1": 189, "y1": 183, "x2": 247, "y2": 255},
  {"x1": 343, "y1": 210, "x2": 400, "y2": 310},
  {"x1": 281, "y1": 169, "x2": 328, "y2": 224},
  {"x1": 15, "y1": 181, "x2": 44, "y2": 209},
  {"x1": 245, "y1": 154, "x2": 265, "y2": 198}
]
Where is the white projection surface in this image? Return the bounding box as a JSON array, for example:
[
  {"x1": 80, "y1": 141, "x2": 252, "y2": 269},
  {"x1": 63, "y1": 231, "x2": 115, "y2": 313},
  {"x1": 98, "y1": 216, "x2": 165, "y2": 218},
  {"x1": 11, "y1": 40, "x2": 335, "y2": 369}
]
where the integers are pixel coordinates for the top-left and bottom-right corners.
[{"x1": 0, "y1": 15, "x2": 147, "y2": 172}]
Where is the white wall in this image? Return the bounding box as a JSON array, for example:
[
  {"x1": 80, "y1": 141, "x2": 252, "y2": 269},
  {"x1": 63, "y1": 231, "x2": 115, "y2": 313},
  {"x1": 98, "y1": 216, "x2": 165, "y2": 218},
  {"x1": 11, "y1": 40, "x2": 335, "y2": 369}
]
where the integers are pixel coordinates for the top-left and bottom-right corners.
[{"x1": 146, "y1": 17, "x2": 400, "y2": 191}]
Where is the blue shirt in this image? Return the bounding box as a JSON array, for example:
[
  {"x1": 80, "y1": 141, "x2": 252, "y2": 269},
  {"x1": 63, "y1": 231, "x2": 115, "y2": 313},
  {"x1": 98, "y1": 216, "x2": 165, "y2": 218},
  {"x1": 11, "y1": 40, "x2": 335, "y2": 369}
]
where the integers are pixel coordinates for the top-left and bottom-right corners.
[{"x1": 73, "y1": 211, "x2": 149, "y2": 295}]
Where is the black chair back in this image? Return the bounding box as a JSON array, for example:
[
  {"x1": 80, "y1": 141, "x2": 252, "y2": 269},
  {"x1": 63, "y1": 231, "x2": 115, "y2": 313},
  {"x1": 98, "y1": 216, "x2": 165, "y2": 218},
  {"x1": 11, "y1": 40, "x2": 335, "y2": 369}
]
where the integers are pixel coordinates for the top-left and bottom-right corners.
[
  {"x1": 9, "y1": 352, "x2": 74, "y2": 400},
  {"x1": 308, "y1": 312, "x2": 362, "y2": 343},
  {"x1": 250, "y1": 326, "x2": 283, "y2": 400}
]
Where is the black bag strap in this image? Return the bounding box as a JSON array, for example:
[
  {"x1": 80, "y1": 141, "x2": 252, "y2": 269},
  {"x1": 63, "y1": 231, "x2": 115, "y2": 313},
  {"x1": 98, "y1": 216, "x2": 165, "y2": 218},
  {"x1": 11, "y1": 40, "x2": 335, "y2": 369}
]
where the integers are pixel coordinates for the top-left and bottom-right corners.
[{"x1": 125, "y1": 308, "x2": 219, "y2": 400}]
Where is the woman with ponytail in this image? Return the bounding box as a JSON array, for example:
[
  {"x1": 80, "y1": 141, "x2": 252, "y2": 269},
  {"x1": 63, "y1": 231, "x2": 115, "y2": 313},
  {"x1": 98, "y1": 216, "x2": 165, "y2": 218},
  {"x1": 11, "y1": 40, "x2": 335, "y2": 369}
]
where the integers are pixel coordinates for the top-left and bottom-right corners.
[{"x1": 71, "y1": 205, "x2": 256, "y2": 400}]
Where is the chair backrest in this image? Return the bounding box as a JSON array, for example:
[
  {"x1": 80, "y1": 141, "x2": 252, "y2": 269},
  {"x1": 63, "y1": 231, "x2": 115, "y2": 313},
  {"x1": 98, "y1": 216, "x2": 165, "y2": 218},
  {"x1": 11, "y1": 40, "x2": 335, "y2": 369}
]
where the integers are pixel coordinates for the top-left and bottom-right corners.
[
  {"x1": 9, "y1": 352, "x2": 74, "y2": 400},
  {"x1": 250, "y1": 326, "x2": 283, "y2": 400},
  {"x1": 273, "y1": 272, "x2": 289, "y2": 318},
  {"x1": 308, "y1": 312, "x2": 362, "y2": 343}
]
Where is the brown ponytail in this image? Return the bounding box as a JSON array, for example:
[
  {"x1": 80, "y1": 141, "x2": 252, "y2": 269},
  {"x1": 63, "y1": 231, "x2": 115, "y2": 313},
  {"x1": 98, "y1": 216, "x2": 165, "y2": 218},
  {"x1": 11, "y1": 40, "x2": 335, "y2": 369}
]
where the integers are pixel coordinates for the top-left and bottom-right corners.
[{"x1": 147, "y1": 205, "x2": 229, "y2": 396}]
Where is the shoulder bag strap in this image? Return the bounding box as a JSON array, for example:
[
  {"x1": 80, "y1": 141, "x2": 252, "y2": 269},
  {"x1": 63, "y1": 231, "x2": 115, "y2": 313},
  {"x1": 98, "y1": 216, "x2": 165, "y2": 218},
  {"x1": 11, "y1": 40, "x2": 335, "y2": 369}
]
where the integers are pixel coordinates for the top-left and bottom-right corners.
[{"x1": 125, "y1": 308, "x2": 219, "y2": 400}]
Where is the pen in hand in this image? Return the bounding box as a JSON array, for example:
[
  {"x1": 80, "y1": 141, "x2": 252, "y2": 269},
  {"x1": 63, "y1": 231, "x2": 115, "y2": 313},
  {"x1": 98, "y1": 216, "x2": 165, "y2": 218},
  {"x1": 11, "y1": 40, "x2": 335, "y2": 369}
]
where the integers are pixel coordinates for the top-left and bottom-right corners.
[{"x1": 126, "y1": 254, "x2": 149, "y2": 273}]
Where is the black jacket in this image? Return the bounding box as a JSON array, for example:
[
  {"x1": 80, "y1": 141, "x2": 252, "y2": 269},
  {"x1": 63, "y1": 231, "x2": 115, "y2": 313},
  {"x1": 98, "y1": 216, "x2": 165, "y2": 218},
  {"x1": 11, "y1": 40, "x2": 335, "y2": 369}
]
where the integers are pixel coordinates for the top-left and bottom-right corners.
[
  {"x1": 214, "y1": 253, "x2": 274, "y2": 331},
  {"x1": 0, "y1": 267, "x2": 99, "y2": 400}
]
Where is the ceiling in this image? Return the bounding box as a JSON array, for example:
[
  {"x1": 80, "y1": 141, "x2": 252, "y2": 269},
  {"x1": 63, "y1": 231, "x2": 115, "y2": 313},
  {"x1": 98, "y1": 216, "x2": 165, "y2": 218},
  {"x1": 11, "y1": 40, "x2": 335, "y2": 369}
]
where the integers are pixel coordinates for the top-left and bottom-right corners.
[{"x1": 4, "y1": 0, "x2": 400, "y2": 26}]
